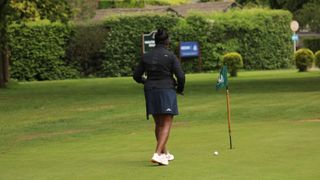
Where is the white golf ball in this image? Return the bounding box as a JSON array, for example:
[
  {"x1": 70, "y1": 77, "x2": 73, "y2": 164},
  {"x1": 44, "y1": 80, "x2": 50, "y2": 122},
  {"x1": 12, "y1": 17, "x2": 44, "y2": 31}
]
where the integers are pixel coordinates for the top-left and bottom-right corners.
[{"x1": 214, "y1": 151, "x2": 219, "y2": 156}]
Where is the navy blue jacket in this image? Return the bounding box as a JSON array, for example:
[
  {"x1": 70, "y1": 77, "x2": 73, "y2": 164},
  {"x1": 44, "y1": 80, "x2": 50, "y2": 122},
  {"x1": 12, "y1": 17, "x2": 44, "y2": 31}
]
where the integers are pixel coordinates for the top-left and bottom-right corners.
[{"x1": 133, "y1": 44, "x2": 185, "y2": 93}]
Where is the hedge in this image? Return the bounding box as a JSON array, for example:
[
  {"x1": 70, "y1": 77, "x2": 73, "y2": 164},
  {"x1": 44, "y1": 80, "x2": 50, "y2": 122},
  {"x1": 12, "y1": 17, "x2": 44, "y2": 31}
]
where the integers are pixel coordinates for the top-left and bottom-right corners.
[
  {"x1": 8, "y1": 21, "x2": 78, "y2": 81},
  {"x1": 101, "y1": 14, "x2": 180, "y2": 77},
  {"x1": 101, "y1": 9, "x2": 292, "y2": 76},
  {"x1": 181, "y1": 9, "x2": 292, "y2": 71},
  {"x1": 8, "y1": 9, "x2": 293, "y2": 80}
]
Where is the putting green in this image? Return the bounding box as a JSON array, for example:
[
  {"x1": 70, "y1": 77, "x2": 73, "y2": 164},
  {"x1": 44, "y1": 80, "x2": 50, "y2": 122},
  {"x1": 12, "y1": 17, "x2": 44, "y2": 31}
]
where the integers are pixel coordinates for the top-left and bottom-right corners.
[{"x1": 0, "y1": 70, "x2": 319, "y2": 179}]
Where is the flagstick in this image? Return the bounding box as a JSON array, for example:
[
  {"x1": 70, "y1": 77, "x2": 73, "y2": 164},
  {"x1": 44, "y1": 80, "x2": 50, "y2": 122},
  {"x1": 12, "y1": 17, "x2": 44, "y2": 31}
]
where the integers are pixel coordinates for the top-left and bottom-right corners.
[{"x1": 226, "y1": 86, "x2": 233, "y2": 149}]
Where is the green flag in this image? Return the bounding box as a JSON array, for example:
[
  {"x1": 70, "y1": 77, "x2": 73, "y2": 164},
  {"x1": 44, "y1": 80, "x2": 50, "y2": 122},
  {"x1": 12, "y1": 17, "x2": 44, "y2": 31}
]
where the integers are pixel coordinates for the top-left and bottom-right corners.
[{"x1": 216, "y1": 65, "x2": 228, "y2": 90}]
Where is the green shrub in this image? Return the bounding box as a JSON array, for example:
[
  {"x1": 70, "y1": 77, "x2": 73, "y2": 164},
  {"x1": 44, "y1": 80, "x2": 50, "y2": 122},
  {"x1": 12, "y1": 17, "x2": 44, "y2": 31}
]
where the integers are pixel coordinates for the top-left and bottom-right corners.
[
  {"x1": 315, "y1": 50, "x2": 320, "y2": 68},
  {"x1": 8, "y1": 21, "x2": 79, "y2": 81},
  {"x1": 222, "y1": 52, "x2": 243, "y2": 77},
  {"x1": 303, "y1": 38, "x2": 320, "y2": 53},
  {"x1": 294, "y1": 48, "x2": 315, "y2": 72}
]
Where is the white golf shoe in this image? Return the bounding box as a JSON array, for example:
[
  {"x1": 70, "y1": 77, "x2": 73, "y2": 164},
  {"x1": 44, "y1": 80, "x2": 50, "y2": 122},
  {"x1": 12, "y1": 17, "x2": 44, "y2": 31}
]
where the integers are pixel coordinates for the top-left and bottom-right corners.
[
  {"x1": 151, "y1": 153, "x2": 169, "y2": 165},
  {"x1": 165, "y1": 152, "x2": 174, "y2": 161}
]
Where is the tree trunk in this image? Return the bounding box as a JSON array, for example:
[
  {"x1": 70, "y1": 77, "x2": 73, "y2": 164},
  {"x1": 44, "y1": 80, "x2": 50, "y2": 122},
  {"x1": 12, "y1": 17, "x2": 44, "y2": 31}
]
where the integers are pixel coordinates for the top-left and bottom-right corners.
[
  {"x1": 0, "y1": 51, "x2": 5, "y2": 88},
  {"x1": 3, "y1": 48, "x2": 9, "y2": 82},
  {"x1": 0, "y1": 0, "x2": 8, "y2": 88}
]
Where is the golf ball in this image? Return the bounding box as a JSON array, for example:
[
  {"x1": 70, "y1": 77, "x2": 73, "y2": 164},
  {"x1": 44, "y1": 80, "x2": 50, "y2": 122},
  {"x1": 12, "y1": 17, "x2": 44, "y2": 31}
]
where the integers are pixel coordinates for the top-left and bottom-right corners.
[{"x1": 214, "y1": 151, "x2": 219, "y2": 156}]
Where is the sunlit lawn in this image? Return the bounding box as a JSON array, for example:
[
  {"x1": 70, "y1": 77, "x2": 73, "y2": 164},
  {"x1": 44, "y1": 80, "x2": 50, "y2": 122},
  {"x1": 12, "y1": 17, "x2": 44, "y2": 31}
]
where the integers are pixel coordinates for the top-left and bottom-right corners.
[{"x1": 0, "y1": 70, "x2": 320, "y2": 179}]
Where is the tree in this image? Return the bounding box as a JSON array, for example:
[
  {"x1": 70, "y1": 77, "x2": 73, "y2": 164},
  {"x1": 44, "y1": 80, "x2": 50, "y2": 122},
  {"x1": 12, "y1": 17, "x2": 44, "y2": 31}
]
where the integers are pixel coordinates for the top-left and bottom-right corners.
[
  {"x1": 236, "y1": 0, "x2": 311, "y2": 10},
  {"x1": 236, "y1": 0, "x2": 320, "y2": 32},
  {"x1": 1, "y1": 0, "x2": 73, "y2": 88},
  {"x1": 7, "y1": 0, "x2": 100, "y2": 22},
  {"x1": 67, "y1": 0, "x2": 98, "y2": 21},
  {"x1": 268, "y1": 0, "x2": 319, "y2": 32},
  {"x1": 8, "y1": 0, "x2": 72, "y2": 23},
  {"x1": 0, "y1": 0, "x2": 10, "y2": 88},
  {"x1": 296, "y1": 0, "x2": 320, "y2": 32},
  {"x1": 236, "y1": 0, "x2": 267, "y2": 6},
  {"x1": 269, "y1": 0, "x2": 311, "y2": 12}
]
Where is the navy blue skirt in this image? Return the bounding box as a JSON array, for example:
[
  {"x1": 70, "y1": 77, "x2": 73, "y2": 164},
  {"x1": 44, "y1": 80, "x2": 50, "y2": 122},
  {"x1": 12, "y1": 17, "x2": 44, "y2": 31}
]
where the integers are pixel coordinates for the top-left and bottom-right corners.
[{"x1": 144, "y1": 88, "x2": 178, "y2": 119}]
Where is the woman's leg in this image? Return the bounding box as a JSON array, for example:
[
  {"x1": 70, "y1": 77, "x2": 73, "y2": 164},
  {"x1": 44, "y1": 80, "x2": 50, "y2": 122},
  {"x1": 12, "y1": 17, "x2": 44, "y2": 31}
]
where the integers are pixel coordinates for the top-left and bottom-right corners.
[
  {"x1": 153, "y1": 115, "x2": 161, "y2": 151},
  {"x1": 153, "y1": 115, "x2": 167, "y2": 154},
  {"x1": 154, "y1": 114, "x2": 173, "y2": 155}
]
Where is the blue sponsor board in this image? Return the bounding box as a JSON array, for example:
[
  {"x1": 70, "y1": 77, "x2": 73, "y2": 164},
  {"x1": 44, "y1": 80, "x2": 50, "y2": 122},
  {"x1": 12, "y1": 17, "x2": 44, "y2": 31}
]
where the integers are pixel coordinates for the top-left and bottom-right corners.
[{"x1": 180, "y1": 41, "x2": 200, "y2": 58}]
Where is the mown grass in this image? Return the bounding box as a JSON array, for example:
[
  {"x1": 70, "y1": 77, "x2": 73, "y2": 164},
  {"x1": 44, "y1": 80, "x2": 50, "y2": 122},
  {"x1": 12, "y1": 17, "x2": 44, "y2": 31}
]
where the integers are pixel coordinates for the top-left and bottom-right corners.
[{"x1": 0, "y1": 70, "x2": 320, "y2": 179}]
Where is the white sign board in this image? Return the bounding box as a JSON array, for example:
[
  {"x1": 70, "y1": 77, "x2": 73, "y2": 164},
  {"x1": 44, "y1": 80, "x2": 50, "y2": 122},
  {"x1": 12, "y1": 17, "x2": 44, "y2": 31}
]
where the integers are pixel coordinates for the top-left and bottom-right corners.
[{"x1": 290, "y1": 21, "x2": 299, "y2": 32}]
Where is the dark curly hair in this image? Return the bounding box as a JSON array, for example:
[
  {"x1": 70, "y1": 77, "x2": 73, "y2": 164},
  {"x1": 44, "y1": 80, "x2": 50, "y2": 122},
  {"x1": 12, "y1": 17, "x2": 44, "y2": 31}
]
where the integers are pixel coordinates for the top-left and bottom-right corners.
[{"x1": 155, "y1": 28, "x2": 169, "y2": 45}]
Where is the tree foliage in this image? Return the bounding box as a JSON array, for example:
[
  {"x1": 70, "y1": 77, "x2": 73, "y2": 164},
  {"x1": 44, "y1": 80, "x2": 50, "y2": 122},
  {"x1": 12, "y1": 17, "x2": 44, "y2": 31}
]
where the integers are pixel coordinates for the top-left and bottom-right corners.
[
  {"x1": 236, "y1": 0, "x2": 269, "y2": 7},
  {"x1": 236, "y1": 0, "x2": 320, "y2": 32},
  {"x1": 269, "y1": 0, "x2": 311, "y2": 12},
  {"x1": 236, "y1": 0, "x2": 311, "y2": 11},
  {"x1": 296, "y1": 0, "x2": 320, "y2": 32},
  {"x1": 67, "y1": 0, "x2": 98, "y2": 21},
  {"x1": 6, "y1": 0, "x2": 100, "y2": 22},
  {"x1": 8, "y1": 0, "x2": 72, "y2": 23}
]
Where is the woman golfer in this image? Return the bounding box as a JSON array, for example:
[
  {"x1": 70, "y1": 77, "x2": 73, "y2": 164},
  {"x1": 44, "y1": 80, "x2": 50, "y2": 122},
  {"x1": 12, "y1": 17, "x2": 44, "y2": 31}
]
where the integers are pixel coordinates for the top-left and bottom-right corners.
[{"x1": 133, "y1": 28, "x2": 185, "y2": 165}]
